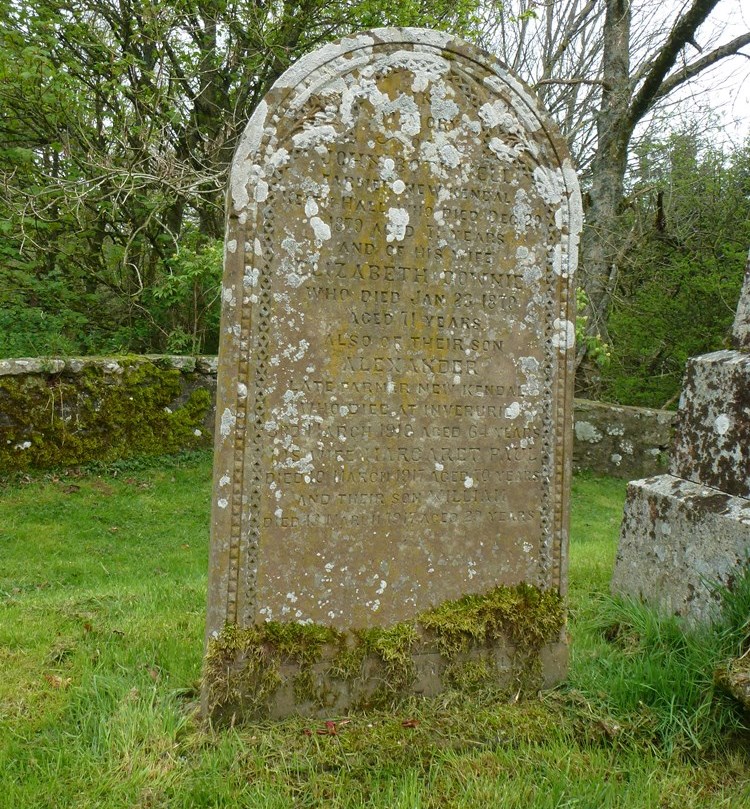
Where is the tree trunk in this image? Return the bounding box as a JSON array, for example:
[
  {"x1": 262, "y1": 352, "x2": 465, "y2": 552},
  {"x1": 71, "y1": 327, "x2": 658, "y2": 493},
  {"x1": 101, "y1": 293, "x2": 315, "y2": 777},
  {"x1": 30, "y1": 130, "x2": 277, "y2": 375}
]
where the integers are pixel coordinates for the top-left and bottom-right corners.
[{"x1": 580, "y1": 0, "x2": 632, "y2": 346}]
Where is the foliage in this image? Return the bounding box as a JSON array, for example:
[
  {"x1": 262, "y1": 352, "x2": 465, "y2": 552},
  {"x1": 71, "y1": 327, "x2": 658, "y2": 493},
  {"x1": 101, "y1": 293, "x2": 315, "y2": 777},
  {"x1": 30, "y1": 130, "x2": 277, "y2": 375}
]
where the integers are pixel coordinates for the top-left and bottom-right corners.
[
  {"x1": 151, "y1": 231, "x2": 223, "y2": 355},
  {"x1": 575, "y1": 288, "x2": 611, "y2": 371},
  {"x1": 596, "y1": 130, "x2": 750, "y2": 408},
  {"x1": 0, "y1": 0, "x2": 480, "y2": 358}
]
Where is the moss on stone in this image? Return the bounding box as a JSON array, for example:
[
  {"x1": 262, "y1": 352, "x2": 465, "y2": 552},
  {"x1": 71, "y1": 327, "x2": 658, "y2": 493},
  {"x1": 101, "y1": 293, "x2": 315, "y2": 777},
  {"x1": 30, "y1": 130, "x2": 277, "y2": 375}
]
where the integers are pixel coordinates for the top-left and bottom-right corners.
[
  {"x1": 357, "y1": 622, "x2": 419, "y2": 692},
  {"x1": 442, "y1": 657, "x2": 497, "y2": 691},
  {"x1": 0, "y1": 358, "x2": 211, "y2": 472},
  {"x1": 203, "y1": 583, "x2": 566, "y2": 721},
  {"x1": 203, "y1": 621, "x2": 343, "y2": 718},
  {"x1": 418, "y1": 582, "x2": 565, "y2": 658}
]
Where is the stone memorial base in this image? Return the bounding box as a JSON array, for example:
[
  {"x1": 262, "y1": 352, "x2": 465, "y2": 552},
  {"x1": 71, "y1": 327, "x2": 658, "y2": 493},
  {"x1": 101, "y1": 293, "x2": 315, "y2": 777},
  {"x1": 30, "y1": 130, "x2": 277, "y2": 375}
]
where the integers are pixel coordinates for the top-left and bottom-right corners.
[
  {"x1": 202, "y1": 584, "x2": 567, "y2": 722},
  {"x1": 611, "y1": 475, "x2": 750, "y2": 624}
]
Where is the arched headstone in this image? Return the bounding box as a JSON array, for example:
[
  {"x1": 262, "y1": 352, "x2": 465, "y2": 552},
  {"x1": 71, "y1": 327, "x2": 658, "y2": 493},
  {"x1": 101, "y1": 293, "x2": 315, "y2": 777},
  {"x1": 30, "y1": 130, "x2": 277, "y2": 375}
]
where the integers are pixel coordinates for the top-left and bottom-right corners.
[{"x1": 204, "y1": 28, "x2": 581, "y2": 719}]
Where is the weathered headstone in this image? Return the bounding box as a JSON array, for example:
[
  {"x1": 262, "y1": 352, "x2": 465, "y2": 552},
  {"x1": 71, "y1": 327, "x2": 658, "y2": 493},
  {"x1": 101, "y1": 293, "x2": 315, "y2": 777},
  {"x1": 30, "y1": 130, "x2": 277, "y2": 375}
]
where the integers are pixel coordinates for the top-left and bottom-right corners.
[
  {"x1": 203, "y1": 28, "x2": 581, "y2": 719},
  {"x1": 612, "y1": 249, "x2": 750, "y2": 623}
]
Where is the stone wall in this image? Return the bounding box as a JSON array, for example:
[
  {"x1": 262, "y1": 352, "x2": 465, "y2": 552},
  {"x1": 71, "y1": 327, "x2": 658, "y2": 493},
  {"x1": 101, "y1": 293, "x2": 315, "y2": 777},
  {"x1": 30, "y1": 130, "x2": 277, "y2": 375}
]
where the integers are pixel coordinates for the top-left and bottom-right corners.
[
  {"x1": 573, "y1": 398, "x2": 674, "y2": 480},
  {"x1": 0, "y1": 356, "x2": 673, "y2": 477},
  {"x1": 0, "y1": 355, "x2": 216, "y2": 472}
]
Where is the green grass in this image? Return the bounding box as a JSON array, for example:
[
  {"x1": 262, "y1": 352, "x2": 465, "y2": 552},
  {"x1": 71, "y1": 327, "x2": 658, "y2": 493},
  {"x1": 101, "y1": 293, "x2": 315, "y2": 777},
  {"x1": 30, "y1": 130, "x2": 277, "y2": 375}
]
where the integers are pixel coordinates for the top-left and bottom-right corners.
[{"x1": 1, "y1": 456, "x2": 749, "y2": 808}]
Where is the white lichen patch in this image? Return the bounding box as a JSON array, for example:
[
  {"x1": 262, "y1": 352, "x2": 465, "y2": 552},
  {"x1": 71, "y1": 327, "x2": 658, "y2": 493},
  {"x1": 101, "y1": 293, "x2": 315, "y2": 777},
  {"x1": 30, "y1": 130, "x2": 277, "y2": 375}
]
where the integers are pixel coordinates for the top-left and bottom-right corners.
[
  {"x1": 519, "y1": 356, "x2": 541, "y2": 397},
  {"x1": 282, "y1": 339, "x2": 310, "y2": 362},
  {"x1": 254, "y1": 179, "x2": 269, "y2": 202},
  {"x1": 379, "y1": 157, "x2": 398, "y2": 182},
  {"x1": 483, "y1": 73, "x2": 542, "y2": 136},
  {"x1": 310, "y1": 217, "x2": 331, "y2": 243},
  {"x1": 512, "y1": 189, "x2": 532, "y2": 235},
  {"x1": 551, "y1": 318, "x2": 575, "y2": 350},
  {"x1": 533, "y1": 166, "x2": 564, "y2": 206},
  {"x1": 504, "y1": 402, "x2": 521, "y2": 420},
  {"x1": 488, "y1": 137, "x2": 526, "y2": 163},
  {"x1": 516, "y1": 246, "x2": 542, "y2": 285},
  {"x1": 575, "y1": 421, "x2": 603, "y2": 443},
  {"x1": 292, "y1": 124, "x2": 339, "y2": 152},
  {"x1": 220, "y1": 408, "x2": 236, "y2": 438},
  {"x1": 430, "y1": 81, "x2": 459, "y2": 122},
  {"x1": 438, "y1": 143, "x2": 462, "y2": 168},
  {"x1": 243, "y1": 267, "x2": 260, "y2": 288},
  {"x1": 386, "y1": 207, "x2": 409, "y2": 242},
  {"x1": 714, "y1": 414, "x2": 731, "y2": 435},
  {"x1": 230, "y1": 100, "x2": 268, "y2": 212}
]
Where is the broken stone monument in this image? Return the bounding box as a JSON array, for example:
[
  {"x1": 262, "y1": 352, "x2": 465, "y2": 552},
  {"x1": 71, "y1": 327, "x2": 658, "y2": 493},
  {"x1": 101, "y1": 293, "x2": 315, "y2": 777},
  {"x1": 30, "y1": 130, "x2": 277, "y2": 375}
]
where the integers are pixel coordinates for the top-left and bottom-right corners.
[
  {"x1": 203, "y1": 28, "x2": 581, "y2": 720},
  {"x1": 611, "y1": 250, "x2": 750, "y2": 623}
]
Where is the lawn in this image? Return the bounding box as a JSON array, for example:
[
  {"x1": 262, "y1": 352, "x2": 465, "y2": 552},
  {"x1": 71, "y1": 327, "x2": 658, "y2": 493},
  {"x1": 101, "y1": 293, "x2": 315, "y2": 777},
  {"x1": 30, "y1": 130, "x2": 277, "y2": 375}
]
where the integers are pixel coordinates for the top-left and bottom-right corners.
[{"x1": 1, "y1": 454, "x2": 748, "y2": 808}]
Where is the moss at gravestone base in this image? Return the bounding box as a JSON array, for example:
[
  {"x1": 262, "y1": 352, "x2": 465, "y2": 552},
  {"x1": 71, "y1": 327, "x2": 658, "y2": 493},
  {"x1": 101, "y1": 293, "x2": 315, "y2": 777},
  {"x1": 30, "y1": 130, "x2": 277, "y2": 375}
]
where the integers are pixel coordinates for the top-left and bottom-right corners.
[
  {"x1": 202, "y1": 582, "x2": 565, "y2": 720},
  {"x1": 0, "y1": 360, "x2": 212, "y2": 471}
]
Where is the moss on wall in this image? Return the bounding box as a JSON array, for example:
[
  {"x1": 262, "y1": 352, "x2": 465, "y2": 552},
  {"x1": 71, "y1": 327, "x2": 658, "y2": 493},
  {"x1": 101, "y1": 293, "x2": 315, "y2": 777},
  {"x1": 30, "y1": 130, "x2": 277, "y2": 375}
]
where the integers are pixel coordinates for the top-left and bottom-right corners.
[
  {"x1": 0, "y1": 358, "x2": 212, "y2": 471},
  {"x1": 203, "y1": 583, "x2": 566, "y2": 722}
]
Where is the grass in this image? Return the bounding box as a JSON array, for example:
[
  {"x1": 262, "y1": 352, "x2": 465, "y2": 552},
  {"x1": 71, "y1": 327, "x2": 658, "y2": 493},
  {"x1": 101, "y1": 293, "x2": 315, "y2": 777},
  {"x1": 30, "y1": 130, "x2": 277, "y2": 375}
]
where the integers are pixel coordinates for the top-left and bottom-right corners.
[{"x1": 1, "y1": 455, "x2": 749, "y2": 808}]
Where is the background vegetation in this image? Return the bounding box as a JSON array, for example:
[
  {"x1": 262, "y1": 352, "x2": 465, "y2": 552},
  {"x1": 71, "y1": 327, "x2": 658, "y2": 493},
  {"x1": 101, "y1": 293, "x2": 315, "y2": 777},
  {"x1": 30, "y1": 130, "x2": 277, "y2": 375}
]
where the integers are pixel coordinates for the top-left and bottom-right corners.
[
  {"x1": 1, "y1": 455, "x2": 748, "y2": 807},
  {"x1": 0, "y1": 0, "x2": 748, "y2": 408},
  {"x1": 593, "y1": 129, "x2": 750, "y2": 407}
]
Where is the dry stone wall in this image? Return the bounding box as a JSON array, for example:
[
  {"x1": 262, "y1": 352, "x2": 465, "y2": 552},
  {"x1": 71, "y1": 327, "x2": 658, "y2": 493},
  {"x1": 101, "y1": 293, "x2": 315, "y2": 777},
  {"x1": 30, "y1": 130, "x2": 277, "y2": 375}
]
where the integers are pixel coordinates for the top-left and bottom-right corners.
[
  {"x1": 0, "y1": 355, "x2": 215, "y2": 471},
  {"x1": 0, "y1": 355, "x2": 672, "y2": 477}
]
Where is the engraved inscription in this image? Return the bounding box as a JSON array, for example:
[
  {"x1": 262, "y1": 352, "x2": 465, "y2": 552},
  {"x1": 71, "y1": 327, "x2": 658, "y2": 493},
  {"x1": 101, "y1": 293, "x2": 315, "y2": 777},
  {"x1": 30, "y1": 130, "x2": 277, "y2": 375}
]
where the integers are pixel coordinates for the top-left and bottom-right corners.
[{"x1": 208, "y1": 31, "x2": 580, "y2": 635}]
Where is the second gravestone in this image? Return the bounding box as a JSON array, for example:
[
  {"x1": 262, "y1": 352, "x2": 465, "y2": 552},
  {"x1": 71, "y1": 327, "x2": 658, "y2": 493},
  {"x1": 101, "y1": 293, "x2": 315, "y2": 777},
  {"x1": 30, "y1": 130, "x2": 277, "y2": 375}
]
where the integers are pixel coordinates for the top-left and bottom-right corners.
[{"x1": 204, "y1": 28, "x2": 581, "y2": 720}]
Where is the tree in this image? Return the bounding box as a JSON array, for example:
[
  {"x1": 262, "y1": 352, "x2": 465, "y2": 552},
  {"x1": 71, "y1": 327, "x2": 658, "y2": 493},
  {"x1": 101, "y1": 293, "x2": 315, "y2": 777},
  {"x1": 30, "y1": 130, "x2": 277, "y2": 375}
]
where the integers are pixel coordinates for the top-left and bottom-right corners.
[
  {"x1": 480, "y1": 1, "x2": 750, "y2": 354},
  {"x1": 585, "y1": 0, "x2": 750, "y2": 346},
  {"x1": 600, "y1": 129, "x2": 750, "y2": 406},
  {"x1": 0, "y1": 0, "x2": 479, "y2": 355}
]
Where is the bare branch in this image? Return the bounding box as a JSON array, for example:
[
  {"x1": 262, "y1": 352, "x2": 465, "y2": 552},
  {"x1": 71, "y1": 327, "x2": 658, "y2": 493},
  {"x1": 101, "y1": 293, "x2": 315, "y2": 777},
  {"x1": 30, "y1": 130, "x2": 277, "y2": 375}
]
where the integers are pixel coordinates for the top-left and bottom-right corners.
[
  {"x1": 535, "y1": 77, "x2": 608, "y2": 87},
  {"x1": 628, "y1": 0, "x2": 724, "y2": 130},
  {"x1": 653, "y1": 32, "x2": 750, "y2": 103}
]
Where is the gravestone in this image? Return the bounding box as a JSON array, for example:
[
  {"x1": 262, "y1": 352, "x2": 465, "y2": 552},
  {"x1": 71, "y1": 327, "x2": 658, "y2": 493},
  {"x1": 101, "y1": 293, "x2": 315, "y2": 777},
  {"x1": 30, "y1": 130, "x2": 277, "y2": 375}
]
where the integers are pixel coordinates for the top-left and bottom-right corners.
[
  {"x1": 203, "y1": 28, "x2": 581, "y2": 720},
  {"x1": 612, "y1": 250, "x2": 750, "y2": 623}
]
